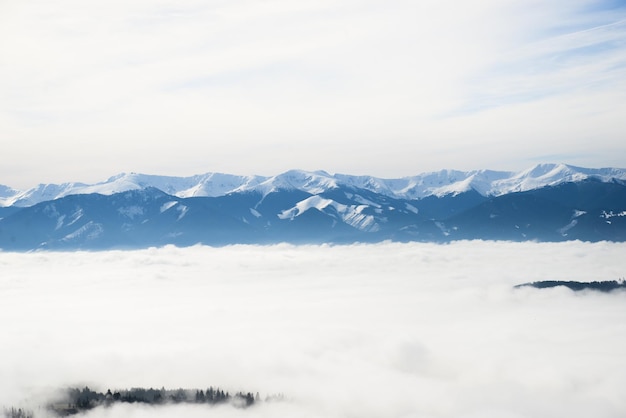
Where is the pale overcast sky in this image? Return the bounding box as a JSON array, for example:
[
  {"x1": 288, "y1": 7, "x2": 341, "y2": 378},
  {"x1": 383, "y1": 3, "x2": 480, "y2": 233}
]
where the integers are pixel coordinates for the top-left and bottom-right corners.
[{"x1": 1, "y1": 0, "x2": 625, "y2": 188}]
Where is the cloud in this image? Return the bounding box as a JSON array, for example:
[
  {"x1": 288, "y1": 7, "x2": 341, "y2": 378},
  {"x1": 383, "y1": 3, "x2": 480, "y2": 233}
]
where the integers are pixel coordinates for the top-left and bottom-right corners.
[
  {"x1": 1, "y1": 241, "x2": 626, "y2": 417},
  {"x1": 457, "y1": 16, "x2": 626, "y2": 113},
  {"x1": 0, "y1": 1, "x2": 625, "y2": 187}
]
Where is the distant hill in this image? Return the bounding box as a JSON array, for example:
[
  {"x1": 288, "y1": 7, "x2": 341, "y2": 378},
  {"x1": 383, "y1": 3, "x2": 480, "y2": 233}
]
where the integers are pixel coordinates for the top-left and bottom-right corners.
[{"x1": 515, "y1": 280, "x2": 626, "y2": 292}]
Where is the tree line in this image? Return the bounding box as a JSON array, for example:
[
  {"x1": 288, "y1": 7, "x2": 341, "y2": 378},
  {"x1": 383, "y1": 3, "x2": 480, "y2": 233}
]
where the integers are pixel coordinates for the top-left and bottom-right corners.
[
  {"x1": 515, "y1": 280, "x2": 626, "y2": 292},
  {"x1": 58, "y1": 386, "x2": 260, "y2": 415},
  {"x1": 2, "y1": 385, "x2": 286, "y2": 418},
  {"x1": 2, "y1": 408, "x2": 33, "y2": 418}
]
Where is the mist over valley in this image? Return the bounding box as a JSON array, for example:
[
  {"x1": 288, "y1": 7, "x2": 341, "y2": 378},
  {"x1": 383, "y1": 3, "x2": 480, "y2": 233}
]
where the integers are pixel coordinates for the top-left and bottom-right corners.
[{"x1": 2, "y1": 241, "x2": 625, "y2": 417}]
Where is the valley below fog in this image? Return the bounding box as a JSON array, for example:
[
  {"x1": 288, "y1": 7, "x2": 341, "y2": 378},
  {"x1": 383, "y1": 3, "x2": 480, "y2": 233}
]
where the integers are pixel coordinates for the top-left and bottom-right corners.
[{"x1": 2, "y1": 241, "x2": 626, "y2": 417}]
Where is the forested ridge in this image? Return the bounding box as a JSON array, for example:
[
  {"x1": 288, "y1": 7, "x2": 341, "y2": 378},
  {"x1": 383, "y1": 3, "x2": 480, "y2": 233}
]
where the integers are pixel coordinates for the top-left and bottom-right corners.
[
  {"x1": 3, "y1": 385, "x2": 283, "y2": 417},
  {"x1": 515, "y1": 280, "x2": 626, "y2": 292}
]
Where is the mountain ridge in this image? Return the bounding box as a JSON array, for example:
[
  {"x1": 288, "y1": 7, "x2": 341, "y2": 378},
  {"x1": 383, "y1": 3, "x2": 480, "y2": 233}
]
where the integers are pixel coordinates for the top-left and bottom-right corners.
[
  {"x1": 1, "y1": 176, "x2": 625, "y2": 251},
  {"x1": 2, "y1": 163, "x2": 625, "y2": 208}
]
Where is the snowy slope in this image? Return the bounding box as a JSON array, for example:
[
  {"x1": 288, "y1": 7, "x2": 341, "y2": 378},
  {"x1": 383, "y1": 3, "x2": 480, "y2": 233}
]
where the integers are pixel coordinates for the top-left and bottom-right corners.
[
  {"x1": 1, "y1": 176, "x2": 625, "y2": 250},
  {"x1": 278, "y1": 195, "x2": 379, "y2": 232},
  {"x1": 2, "y1": 163, "x2": 625, "y2": 207}
]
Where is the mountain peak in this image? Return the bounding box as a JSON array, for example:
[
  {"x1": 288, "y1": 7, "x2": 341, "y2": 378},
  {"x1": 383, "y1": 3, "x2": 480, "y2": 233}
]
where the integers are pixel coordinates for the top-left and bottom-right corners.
[
  {"x1": 1, "y1": 167, "x2": 626, "y2": 250},
  {"x1": 2, "y1": 164, "x2": 626, "y2": 208},
  {"x1": 263, "y1": 170, "x2": 339, "y2": 195}
]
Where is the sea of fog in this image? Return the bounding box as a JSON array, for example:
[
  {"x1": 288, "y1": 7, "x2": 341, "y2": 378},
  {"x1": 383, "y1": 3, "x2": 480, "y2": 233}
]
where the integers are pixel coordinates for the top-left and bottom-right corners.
[{"x1": 1, "y1": 241, "x2": 626, "y2": 418}]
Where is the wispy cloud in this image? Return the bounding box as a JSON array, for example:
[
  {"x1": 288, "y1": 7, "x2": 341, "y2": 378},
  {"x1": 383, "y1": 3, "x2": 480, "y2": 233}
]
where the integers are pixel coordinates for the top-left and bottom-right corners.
[
  {"x1": 0, "y1": 1, "x2": 625, "y2": 187},
  {"x1": 451, "y1": 5, "x2": 626, "y2": 113}
]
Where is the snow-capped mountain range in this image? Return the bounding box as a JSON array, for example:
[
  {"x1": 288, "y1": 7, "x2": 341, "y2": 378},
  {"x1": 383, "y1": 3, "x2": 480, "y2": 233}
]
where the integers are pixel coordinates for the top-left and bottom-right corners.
[
  {"x1": 1, "y1": 163, "x2": 625, "y2": 250},
  {"x1": 2, "y1": 163, "x2": 625, "y2": 208}
]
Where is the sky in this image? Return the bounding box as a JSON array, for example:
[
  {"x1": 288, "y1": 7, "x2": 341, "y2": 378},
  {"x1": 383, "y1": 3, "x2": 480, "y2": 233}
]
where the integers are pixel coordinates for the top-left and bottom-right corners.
[
  {"x1": 1, "y1": 0, "x2": 626, "y2": 189},
  {"x1": 1, "y1": 241, "x2": 626, "y2": 417}
]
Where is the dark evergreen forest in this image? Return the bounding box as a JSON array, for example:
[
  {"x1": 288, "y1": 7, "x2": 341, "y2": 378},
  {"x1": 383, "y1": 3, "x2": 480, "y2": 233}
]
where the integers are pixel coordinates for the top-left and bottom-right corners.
[
  {"x1": 515, "y1": 280, "x2": 626, "y2": 292},
  {"x1": 3, "y1": 385, "x2": 283, "y2": 418}
]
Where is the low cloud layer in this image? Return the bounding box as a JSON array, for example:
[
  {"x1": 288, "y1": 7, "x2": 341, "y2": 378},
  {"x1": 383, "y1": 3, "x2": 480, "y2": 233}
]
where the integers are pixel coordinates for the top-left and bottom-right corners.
[{"x1": 1, "y1": 241, "x2": 626, "y2": 417}]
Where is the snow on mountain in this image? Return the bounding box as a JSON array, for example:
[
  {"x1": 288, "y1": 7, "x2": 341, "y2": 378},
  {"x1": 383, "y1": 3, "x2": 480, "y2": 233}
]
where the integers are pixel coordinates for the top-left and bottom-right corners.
[
  {"x1": 278, "y1": 195, "x2": 379, "y2": 232},
  {"x1": 0, "y1": 184, "x2": 19, "y2": 207},
  {"x1": 339, "y1": 164, "x2": 626, "y2": 199},
  {"x1": 0, "y1": 182, "x2": 90, "y2": 207},
  {"x1": 2, "y1": 163, "x2": 625, "y2": 207},
  {"x1": 490, "y1": 163, "x2": 590, "y2": 194},
  {"x1": 86, "y1": 173, "x2": 204, "y2": 196},
  {"x1": 254, "y1": 170, "x2": 339, "y2": 196},
  {"x1": 0, "y1": 184, "x2": 17, "y2": 197},
  {"x1": 176, "y1": 173, "x2": 265, "y2": 198},
  {"x1": 1, "y1": 174, "x2": 625, "y2": 250}
]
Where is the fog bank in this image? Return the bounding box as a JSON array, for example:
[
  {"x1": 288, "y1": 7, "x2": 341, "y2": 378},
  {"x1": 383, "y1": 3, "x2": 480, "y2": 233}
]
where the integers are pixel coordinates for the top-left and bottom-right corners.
[{"x1": 1, "y1": 241, "x2": 625, "y2": 417}]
